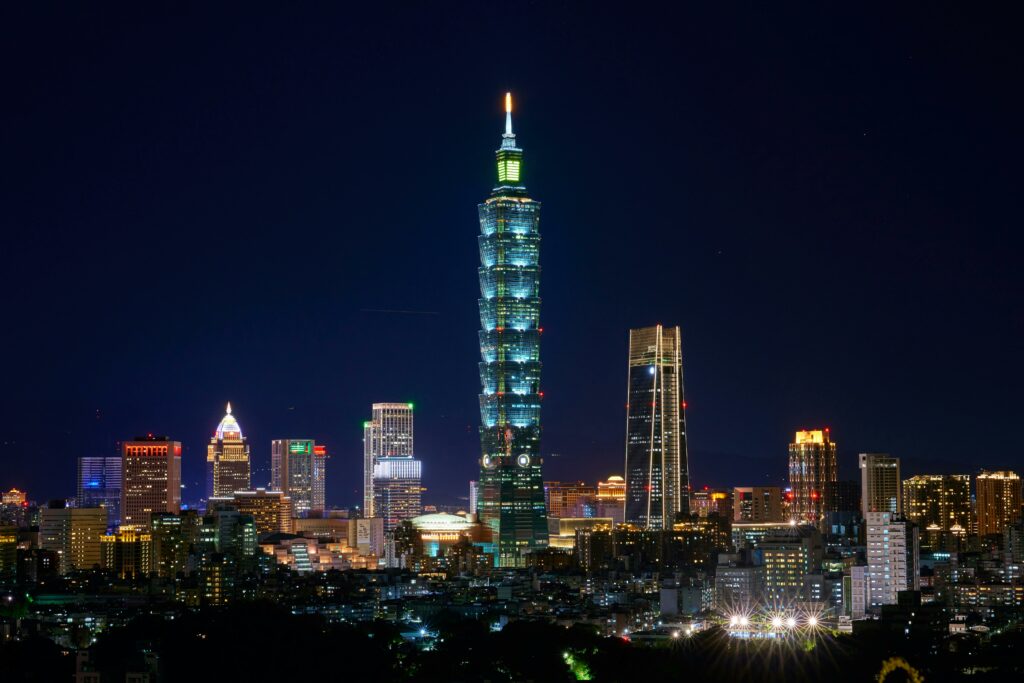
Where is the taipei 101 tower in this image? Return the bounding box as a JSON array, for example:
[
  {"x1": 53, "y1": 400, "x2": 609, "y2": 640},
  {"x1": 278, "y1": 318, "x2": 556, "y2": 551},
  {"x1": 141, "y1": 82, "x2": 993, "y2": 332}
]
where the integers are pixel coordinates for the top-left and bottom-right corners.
[{"x1": 476, "y1": 93, "x2": 548, "y2": 567}]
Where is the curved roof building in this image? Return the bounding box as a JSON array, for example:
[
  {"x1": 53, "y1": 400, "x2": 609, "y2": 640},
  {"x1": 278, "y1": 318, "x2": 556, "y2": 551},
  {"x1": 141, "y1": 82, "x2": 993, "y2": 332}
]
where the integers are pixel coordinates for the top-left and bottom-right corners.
[{"x1": 207, "y1": 402, "x2": 251, "y2": 497}]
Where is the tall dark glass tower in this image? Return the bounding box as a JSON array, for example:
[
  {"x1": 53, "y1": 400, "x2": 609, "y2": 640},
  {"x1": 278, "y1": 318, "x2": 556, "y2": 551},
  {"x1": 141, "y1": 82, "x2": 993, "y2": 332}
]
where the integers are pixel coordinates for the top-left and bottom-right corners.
[
  {"x1": 477, "y1": 93, "x2": 548, "y2": 567},
  {"x1": 624, "y1": 325, "x2": 691, "y2": 530}
]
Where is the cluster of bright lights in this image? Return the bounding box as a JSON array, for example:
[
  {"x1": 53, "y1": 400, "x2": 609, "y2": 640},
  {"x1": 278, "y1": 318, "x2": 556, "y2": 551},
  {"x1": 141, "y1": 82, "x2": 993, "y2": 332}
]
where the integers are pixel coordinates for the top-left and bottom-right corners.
[
  {"x1": 726, "y1": 611, "x2": 822, "y2": 633},
  {"x1": 669, "y1": 626, "x2": 695, "y2": 638}
]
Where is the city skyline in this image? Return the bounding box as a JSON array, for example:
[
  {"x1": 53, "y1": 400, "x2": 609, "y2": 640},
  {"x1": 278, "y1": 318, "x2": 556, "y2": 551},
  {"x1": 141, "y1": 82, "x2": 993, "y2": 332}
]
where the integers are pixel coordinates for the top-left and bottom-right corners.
[
  {"x1": 2, "y1": 7, "x2": 1023, "y2": 678},
  {"x1": 4, "y1": 5, "x2": 1022, "y2": 508}
]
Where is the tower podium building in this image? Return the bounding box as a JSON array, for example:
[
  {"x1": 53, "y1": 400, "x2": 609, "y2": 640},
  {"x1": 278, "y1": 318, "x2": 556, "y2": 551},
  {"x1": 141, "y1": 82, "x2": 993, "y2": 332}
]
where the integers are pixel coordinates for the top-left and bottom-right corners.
[
  {"x1": 373, "y1": 458, "x2": 422, "y2": 532},
  {"x1": 363, "y1": 403, "x2": 415, "y2": 517},
  {"x1": 624, "y1": 324, "x2": 690, "y2": 530},
  {"x1": 476, "y1": 93, "x2": 548, "y2": 566},
  {"x1": 207, "y1": 403, "x2": 250, "y2": 498}
]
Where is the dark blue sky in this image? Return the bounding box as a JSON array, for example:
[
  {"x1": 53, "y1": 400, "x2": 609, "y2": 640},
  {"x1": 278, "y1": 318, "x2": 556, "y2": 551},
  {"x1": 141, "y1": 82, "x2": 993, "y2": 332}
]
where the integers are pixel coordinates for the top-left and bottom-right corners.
[{"x1": 2, "y1": 4, "x2": 1021, "y2": 507}]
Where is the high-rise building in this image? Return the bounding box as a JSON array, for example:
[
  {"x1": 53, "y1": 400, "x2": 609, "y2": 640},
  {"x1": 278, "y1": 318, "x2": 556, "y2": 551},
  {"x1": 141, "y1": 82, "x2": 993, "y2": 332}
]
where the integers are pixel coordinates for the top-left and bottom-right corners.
[
  {"x1": 208, "y1": 489, "x2": 293, "y2": 536},
  {"x1": 2, "y1": 489, "x2": 27, "y2": 505},
  {"x1": 624, "y1": 325, "x2": 690, "y2": 530},
  {"x1": 476, "y1": 93, "x2": 548, "y2": 566},
  {"x1": 733, "y1": 487, "x2": 784, "y2": 523},
  {"x1": 77, "y1": 456, "x2": 122, "y2": 527},
  {"x1": 903, "y1": 475, "x2": 971, "y2": 534},
  {"x1": 714, "y1": 550, "x2": 766, "y2": 610},
  {"x1": 859, "y1": 453, "x2": 901, "y2": 515},
  {"x1": 202, "y1": 507, "x2": 257, "y2": 559},
  {"x1": 469, "y1": 480, "x2": 479, "y2": 516},
  {"x1": 976, "y1": 471, "x2": 1022, "y2": 536},
  {"x1": 588, "y1": 475, "x2": 627, "y2": 523},
  {"x1": 544, "y1": 482, "x2": 596, "y2": 519},
  {"x1": 850, "y1": 565, "x2": 868, "y2": 620},
  {"x1": 312, "y1": 445, "x2": 327, "y2": 513},
  {"x1": 597, "y1": 475, "x2": 626, "y2": 503},
  {"x1": 122, "y1": 436, "x2": 181, "y2": 529},
  {"x1": 824, "y1": 480, "x2": 860, "y2": 514},
  {"x1": 271, "y1": 439, "x2": 317, "y2": 517},
  {"x1": 363, "y1": 403, "x2": 415, "y2": 516},
  {"x1": 865, "y1": 511, "x2": 919, "y2": 610},
  {"x1": 788, "y1": 429, "x2": 837, "y2": 524},
  {"x1": 207, "y1": 403, "x2": 250, "y2": 497},
  {"x1": 690, "y1": 489, "x2": 734, "y2": 521},
  {"x1": 0, "y1": 525, "x2": 16, "y2": 579},
  {"x1": 350, "y1": 517, "x2": 386, "y2": 557},
  {"x1": 760, "y1": 525, "x2": 824, "y2": 603},
  {"x1": 39, "y1": 504, "x2": 107, "y2": 574},
  {"x1": 150, "y1": 511, "x2": 201, "y2": 578},
  {"x1": 372, "y1": 458, "x2": 422, "y2": 533},
  {"x1": 100, "y1": 526, "x2": 152, "y2": 578}
]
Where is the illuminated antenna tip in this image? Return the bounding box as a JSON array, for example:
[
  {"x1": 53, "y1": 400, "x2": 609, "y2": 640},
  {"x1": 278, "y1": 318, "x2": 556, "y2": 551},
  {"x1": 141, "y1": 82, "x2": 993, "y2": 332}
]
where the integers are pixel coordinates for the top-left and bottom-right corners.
[
  {"x1": 226, "y1": 401, "x2": 232, "y2": 415},
  {"x1": 503, "y1": 92, "x2": 514, "y2": 137}
]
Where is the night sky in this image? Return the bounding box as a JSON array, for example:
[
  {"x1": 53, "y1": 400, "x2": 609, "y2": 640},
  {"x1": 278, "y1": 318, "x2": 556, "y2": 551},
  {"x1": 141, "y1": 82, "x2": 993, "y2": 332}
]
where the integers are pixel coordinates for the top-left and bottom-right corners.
[{"x1": 3, "y1": 5, "x2": 1022, "y2": 507}]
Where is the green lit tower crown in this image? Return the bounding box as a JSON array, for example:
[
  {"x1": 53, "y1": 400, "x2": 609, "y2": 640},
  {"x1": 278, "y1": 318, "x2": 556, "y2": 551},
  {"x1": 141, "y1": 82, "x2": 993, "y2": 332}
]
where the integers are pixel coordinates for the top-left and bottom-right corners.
[{"x1": 477, "y1": 92, "x2": 548, "y2": 567}]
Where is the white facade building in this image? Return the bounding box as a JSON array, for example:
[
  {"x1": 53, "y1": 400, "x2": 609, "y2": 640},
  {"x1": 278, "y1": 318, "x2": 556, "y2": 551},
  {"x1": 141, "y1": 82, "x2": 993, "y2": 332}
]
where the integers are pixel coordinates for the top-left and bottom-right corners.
[{"x1": 866, "y1": 511, "x2": 919, "y2": 610}]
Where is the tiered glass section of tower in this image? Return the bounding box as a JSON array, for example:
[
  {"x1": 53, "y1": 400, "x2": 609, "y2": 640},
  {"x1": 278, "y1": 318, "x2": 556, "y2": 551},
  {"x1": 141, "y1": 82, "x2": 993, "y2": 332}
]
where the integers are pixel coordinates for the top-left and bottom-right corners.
[{"x1": 477, "y1": 94, "x2": 548, "y2": 566}]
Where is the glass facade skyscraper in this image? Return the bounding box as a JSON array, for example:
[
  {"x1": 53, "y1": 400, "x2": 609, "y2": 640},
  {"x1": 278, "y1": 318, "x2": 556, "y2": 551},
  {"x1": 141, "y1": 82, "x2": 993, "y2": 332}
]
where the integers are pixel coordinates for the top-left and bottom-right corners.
[
  {"x1": 77, "y1": 456, "x2": 122, "y2": 528},
  {"x1": 623, "y1": 324, "x2": 690, "y2": 529},
  {"x1": 477, "y1": 93, "x2": 548, "y2": 566}
]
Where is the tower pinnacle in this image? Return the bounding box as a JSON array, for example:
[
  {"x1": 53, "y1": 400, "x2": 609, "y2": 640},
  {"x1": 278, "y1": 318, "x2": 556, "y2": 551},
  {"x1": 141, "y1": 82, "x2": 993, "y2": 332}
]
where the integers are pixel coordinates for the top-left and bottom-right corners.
[{"x1": 504, "y1": 92, "x2": 513, "y2": 137}]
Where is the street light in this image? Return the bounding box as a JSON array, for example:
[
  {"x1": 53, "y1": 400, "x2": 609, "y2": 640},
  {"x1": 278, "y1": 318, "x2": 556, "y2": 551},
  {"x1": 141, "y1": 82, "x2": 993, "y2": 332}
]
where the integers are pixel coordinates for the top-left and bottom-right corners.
[{"x1": 786, "y1": 617, "x2": 796, "y2": 628}]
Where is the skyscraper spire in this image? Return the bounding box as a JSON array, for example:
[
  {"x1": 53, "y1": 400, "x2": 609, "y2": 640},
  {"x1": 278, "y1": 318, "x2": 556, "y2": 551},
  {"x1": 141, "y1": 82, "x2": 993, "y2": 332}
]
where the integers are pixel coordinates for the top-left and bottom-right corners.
[
  {"x1": 495, "y1": 92, "x2": 523, "y2": 185},
  {"x1": 504, "y1": 91, "x2": 513, "y2": 137},
  {"x1": 226, "y1": 401, "x2": 232, "y2": 415}
]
